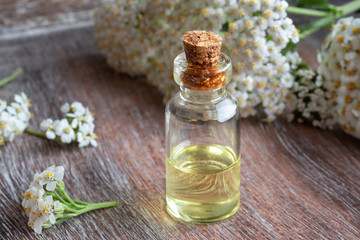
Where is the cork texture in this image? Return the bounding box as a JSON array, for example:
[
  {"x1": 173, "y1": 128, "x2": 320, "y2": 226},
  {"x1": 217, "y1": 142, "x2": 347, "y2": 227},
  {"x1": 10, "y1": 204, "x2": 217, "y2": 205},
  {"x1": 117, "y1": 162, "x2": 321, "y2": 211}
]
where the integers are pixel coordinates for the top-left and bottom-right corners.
[{"x1": 182, "y1": 30, "x2": 222, "y2": 66}]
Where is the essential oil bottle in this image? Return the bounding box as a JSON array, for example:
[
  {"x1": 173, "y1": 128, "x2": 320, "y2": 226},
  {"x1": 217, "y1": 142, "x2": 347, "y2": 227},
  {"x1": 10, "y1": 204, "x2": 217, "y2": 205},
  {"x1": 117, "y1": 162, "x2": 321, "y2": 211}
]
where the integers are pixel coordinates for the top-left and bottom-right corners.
[{"x1": 165, "y1": 30, "x2": 241, "y2": 223}]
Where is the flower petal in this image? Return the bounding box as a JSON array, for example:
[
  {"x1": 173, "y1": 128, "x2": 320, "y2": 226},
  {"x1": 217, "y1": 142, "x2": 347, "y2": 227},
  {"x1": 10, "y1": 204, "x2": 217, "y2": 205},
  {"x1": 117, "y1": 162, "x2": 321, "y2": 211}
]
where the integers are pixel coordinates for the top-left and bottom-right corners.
[
  {"x1": 55, "y1": 166, "x2": 64, "y2": 181},
  {"x1": 49, "y1": 214, "x2": 56, "y2": 224},
  {"x1": 46, "y1": 181, "x2": 56, "y2": 191}
]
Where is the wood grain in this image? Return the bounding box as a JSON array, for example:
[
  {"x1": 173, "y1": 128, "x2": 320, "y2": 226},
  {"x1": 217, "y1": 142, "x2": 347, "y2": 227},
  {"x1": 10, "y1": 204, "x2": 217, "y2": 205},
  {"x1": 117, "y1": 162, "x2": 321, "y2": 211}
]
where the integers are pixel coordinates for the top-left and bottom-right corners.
[
  {"x1": 0, "y1": 0, "x2": 101, "y2": 39},
  {"x1": 0, "y1": 26, "x2": 359, "y2": 240}
]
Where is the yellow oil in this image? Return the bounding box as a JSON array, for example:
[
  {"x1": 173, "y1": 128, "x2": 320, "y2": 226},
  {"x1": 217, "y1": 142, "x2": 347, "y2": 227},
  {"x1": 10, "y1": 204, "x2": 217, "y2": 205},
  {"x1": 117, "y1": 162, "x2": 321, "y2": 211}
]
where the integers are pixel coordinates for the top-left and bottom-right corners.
[{"x1": 166, "y1": 144, "x2": 240, "y2": 223}]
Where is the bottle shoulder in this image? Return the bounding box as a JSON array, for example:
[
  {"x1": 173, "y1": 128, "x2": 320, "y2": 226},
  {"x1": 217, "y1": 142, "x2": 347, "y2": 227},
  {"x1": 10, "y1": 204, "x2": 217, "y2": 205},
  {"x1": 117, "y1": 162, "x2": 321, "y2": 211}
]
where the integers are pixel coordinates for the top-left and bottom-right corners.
[{"x1": 166, "y1": 91, "x2": 240, "y2": 122}]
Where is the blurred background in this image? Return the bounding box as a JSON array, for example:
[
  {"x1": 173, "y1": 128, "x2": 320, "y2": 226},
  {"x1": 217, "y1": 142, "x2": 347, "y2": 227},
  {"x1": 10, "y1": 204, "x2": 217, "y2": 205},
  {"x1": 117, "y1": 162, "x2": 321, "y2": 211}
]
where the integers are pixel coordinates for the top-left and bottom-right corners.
[
  {"x1": 0, "y1": 0, "x2": 358, "y2": 66},
  {"x1": 0, "y1": 1, "x2": 354, "y2": 36},
  {"x1": 0, "y1": 0, "x2": 359, "y2": 67}
]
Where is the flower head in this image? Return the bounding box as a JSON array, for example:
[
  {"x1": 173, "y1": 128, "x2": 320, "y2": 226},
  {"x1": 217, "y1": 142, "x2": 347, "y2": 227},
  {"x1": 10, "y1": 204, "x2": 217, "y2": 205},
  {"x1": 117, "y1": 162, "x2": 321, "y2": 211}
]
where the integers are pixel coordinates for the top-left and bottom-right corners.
[
  {"x1": 318, "y1": 17, "x2": 360, "y2": 138},
  {"x1": 39, "y1": 102, "x2": 98, "y2": 146},
  {"x1": 40, "y1": 118, "x2": 56, "y2": 139},
  {"x1": 0, "y1": 92, "x2": 32, "y2": 145},
  {"x1": 22, "y1": 166, "x2": 118, "y2": 234},
  {"x1": 54, "y1": 119, "x2": 76, "y2": 144},
  {"x1": 34, "y1": 165, "x2": 65, "y2": 191},
  {"x1": 285, "y1": 51, "x2": 336, "y2": 129}
]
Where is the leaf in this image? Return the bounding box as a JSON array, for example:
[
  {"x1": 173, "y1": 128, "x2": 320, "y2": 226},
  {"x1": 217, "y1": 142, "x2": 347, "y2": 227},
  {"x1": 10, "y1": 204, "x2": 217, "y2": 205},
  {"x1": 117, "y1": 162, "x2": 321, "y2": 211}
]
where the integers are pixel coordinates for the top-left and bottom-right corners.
[
  {"x1": 281, "y1": 40, "x2": 297, "y2": 55},
  {"x1": 220, "y1": 21, "x2": 230, "y2": 32},
  {"x1": 289, "y1": 0, "x2": 331, "y2": 11}
]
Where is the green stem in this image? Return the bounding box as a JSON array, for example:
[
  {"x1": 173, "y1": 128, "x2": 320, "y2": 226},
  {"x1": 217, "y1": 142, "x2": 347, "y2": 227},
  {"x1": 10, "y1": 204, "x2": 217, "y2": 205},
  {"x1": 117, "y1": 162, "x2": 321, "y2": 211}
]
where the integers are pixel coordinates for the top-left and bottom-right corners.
[
  {"x1": 55, "y1": 200, "x2": 118, "y2": 222},
  {"x1": 286, "y1": 6, "x2": 329, "y2": 17},
  {"x1": 299, "y1": 16, "x2": 335, "y2": 39},
  {"x1": 73, "y1": 199, "x2": 88, "y2": 205},
  {"x1": 58, "y1": 188, "x2": 84, "y2": 209},
  {"x1": 340, "y1": 0, "x2": 360, "y2": 15},
  {"x1": 85, "y1": 201, "x2": 119, "y2": 212},
  {"x1": 54, "y1": 216, "x2": 72, "y2": 225},
  {"x1": 24, "y1": 128, "x2": 47, "y2": 139},
  {"x1": 288, "y1": 0, "x2": 360, "y2": 40},
  {"x1": 51, "y1": 191, "x2": 68, "y2": 205},
  {"x1": 63, "y1": 205, "x2": 81, "y2": 213},
  {"x1": 0, "y1": 68, "x2": 22, "y2": 87}
]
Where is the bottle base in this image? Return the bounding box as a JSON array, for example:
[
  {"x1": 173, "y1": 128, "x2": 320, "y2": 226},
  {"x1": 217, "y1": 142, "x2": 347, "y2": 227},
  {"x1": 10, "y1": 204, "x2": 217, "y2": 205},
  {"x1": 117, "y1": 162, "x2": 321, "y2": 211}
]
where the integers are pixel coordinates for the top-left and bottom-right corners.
[{"x1": 166, "y1": 195, "x2": 240, "y2": 223}]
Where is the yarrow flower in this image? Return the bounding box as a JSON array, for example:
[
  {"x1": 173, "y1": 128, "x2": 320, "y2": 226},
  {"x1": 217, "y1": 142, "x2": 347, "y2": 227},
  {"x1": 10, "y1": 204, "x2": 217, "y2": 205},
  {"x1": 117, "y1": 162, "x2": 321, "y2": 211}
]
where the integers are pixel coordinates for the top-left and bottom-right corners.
[
  {"x1": 94, "y1": 0, "x2": 299, "y2": 121},
  {"x1": 38, "y1": 102, "x2": 98, "y2": 147},
  {"x1": 0, "y1": 92, "x2": 32, "y2": 145},
  {"x1": 22, "y1": 165, "x2": 118, "y2": 234},
  {"x1": 285, "y1": 51, "x2": 336, "y2": 129},
  {"x1": 318, "y1": 17, "x2": 360, "y2": 138}
]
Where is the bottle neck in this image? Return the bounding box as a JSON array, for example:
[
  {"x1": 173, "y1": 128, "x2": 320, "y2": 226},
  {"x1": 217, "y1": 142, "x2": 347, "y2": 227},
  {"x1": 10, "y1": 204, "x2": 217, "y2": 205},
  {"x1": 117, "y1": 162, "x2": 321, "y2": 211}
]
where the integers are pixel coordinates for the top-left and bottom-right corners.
[{"x1": 180, "y1": 86, "x2": 226, "y2": 104}]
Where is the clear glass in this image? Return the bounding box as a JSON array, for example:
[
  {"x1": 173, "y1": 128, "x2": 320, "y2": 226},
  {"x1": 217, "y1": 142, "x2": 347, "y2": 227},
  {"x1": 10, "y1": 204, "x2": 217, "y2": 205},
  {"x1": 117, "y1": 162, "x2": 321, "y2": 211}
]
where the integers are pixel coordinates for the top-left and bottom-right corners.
[{"x1": 165, "y1": 52, "x2": 241, "y2": 223}]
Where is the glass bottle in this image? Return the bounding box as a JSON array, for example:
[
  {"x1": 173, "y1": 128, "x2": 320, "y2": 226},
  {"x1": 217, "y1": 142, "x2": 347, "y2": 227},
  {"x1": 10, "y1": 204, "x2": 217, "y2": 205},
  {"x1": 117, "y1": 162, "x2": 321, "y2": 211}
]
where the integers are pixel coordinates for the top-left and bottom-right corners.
[{"x1": 165, "y1": 31, "x2": 241, "y2": 223}]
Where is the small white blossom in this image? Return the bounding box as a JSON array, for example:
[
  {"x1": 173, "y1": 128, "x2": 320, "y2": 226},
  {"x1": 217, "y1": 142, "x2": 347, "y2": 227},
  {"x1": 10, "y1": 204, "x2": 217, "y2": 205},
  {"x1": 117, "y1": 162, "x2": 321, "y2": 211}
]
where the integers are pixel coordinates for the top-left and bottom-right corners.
[
  {"x1": 24, "y1": 194, "x2": 61, "y2": 234},
  {"x1": 35, "y1": 165, "x2": 65, "y2": 191},
  {"x1": 40, "y1": 102, "x2": 97, "y2": 146},
  {"x1": 40, "y1": 119, "x2": 56, "y2": 140},
  {"x1": 285, "y1": 51, "x2": 336, "y2": 129},
  {"x1": 60, "y1": 103, "x2": 70, "y2": 113},
  {"x1": 0, "y1": 99, "x2": 6, "y2": 112},
  {"x1": 54, "y1": 119, "x2": 75, "y2": 144},
  {"x1": 0, "y1": 93, "x2": 31, "y2": 145},
  {"x1": 14, "y1": 92, "x2": 31, "y2": 107},
  {"x1": 77, "y1": 123, "x2": 98, "y2": 147}
]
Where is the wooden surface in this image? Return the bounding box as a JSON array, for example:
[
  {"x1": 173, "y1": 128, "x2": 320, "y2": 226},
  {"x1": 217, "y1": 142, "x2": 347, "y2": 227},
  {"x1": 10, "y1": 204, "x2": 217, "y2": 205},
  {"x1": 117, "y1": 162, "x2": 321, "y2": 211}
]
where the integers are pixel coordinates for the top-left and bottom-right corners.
[
  {"x1": 1, "y1": 2, "x2": 360, "y2": 240},
  {"x1": 0, "y1": 0, "x2": 100, "y2": 39}
]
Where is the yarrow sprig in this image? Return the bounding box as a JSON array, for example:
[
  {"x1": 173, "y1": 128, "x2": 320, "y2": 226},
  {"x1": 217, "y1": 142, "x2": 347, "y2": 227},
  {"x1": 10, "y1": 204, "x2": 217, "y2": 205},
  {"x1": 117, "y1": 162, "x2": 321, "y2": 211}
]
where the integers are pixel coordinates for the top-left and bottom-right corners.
[
  {"x1": 22, "y1": 165, "x2": 118, "y2": 234},
  {"x1": 26, "y1": 102, "x2": 98, "y2": 147},
  {"x1": 0, "y1": 92, "x2": 32, "y2": 145}
]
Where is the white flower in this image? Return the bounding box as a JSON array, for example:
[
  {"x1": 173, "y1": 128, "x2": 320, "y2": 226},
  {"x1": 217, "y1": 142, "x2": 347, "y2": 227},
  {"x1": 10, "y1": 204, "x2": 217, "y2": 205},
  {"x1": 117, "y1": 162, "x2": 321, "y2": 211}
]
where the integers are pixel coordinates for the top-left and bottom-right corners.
[
  {"x1": 35, "y1": 165, "x2": 65, "y2": 191},
  {"x1": 0, "y1": 93, "x2": 32, "y2": 145},
  {"x1": 14, "y1": 92, "x2": 31, "y2": 107},
  {"x1": 65, "y1": 102, "x2": 86, "y2": 118},
  {"x1": 39, "y1": 101, "x2": 97, "y2": 146},
  {"x1": 285, "y1": 51, "x2": 336, "y2": 129},
  {"x1": 94, "y1": 0, "x2": 299, "y2": 122},
  {"x1": 22, "y1": 165, "x2": 117, "y2": 234},
  {"x1": 60, "y1": 103, "x2": 70, "y2": 113},
  {"x1": 54, "y1": 119, "x2": 75, "y2": 144},
  {"x1": 318, "y1": 17, "x2": 360, "y2": 138},
  {"x1": 0, "y1": 99, "x2": 6, "y2": 112},
  {"x1": 70, "y1": 107, "x2": 94, "y2": 128},
  {"x1": 38, "y1": 196, "x2": 60, "y2": 225},
  {"x1": 77, "y1": 123, "x2": 98, "y2": 148},
  {"x1": 22, "y1": 185, "x2": 45, "y2": 216},
  {"x1": 40, "y1": 119, "x2": 56, "y2": 140},
  {"x1": 0, "y1": 111, "x2": 26, "y2": 142},
  {"x1": 26, "y1": 195, "x2": 61, "y2": 234}
]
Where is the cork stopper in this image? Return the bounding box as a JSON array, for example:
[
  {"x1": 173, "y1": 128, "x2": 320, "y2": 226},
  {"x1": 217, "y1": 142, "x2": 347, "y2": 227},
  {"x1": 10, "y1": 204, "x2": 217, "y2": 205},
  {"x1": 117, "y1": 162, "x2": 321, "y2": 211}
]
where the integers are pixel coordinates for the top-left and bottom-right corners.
[{"x1": 182, "y1": 30, "x2": 222, "y2": 66}]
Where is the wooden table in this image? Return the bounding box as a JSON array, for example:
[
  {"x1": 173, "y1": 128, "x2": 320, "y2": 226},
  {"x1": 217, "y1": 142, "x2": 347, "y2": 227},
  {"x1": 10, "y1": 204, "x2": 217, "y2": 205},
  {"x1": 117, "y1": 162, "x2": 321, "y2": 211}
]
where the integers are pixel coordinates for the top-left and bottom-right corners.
[{"x1": 1, "y1": 1, "x2": 360, "y2": 239}]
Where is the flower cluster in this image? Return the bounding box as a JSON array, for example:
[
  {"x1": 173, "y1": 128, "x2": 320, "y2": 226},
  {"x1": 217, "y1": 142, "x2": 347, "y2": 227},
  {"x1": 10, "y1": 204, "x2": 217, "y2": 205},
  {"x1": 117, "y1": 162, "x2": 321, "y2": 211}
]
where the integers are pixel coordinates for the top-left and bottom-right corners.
[
  {"x1": 22, "y1": 165, "x2": 118, "y2": 234},
  {"x1": 0, "y1": 92, "x2": 32, "y2": 145},
  {"x1": 94, "y1": 0, "x2": 299, "y2": 121},
  {"x1": 40, "y1": 102, "x2": 98, "y2": 147},
  {"x1": 285, "y1": 51, "x2": 336, "y2": 129},
  {"x1": 22, "y1": 166, "x2": 65, "y2": 233},
  {"x1": 318, "y1": 17, "x2": 360, "y2": 138}
]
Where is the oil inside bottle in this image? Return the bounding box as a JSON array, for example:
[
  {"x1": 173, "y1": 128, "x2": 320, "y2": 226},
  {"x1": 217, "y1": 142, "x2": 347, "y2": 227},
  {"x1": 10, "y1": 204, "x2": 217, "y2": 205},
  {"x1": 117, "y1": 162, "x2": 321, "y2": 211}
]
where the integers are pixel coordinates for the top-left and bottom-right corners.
[{"x1": 166, "y1": 144, "x2": 240, "y2": 222}]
